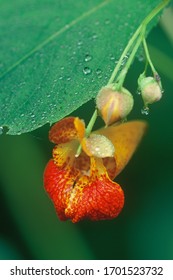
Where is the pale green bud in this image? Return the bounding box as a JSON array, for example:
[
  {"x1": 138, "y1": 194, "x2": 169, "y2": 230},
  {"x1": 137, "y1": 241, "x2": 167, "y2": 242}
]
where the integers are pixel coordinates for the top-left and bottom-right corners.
[
  {"x1": 138, "y1": 76, "x2": 162, "y2": 106},
  {"x1": 96, "y1": 84, "x2": 134, "y2": 125}
]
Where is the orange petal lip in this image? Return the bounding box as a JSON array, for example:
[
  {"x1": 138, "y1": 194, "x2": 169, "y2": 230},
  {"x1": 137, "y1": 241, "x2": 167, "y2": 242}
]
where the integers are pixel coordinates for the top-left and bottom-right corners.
[
  {"x1": 44, "y1": 157, "x2": 124, "y2": 223},
  {"x1": 44, "y1": 159, "x2": 78, "y2": 221},
  {"x1": 65, "y1": 173, "x2": 124, "y2": 223}
]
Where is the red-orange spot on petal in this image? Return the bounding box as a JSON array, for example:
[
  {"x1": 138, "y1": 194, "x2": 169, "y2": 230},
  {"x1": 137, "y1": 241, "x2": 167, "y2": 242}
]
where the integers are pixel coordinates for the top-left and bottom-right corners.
[
  {"x1": 64, "y1": 157, "x2": 124, "y2": 223},
  {"x1": 44, "y1": 159, "x2": 79, "y2": 221},
  {"x1": 44, "y1": 156, "x2": 124, "y2": 223},
  {"x1": 49, "y1": 117, "x2": 85, "y2": 144},
  {"x1": 66, "y1": 174, "x2": 124, "y2": 223}
]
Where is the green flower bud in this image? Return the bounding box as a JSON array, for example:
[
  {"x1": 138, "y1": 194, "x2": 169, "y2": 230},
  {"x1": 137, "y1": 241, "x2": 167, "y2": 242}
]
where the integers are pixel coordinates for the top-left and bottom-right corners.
[
  {"x1": 96, "y1": 84, "x2": 134, "y2": 125},
  {"x1": 138, "y1": 76, "x2": 162, "y2": 106}
]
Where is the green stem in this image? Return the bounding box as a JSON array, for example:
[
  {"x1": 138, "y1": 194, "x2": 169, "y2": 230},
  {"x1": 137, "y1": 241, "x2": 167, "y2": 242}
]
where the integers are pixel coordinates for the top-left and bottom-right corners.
[
  {"x1": 116, "y1": 28, "x2": 146, "y2": 89},
  {"x1": 142, "y1": 37, "x2": 162, "y2": 89},
  {"x1": 107, "y1": 25, "x2": 142, "y2": 85},
  {"x1": 75, "y1": 109, "x2": 98, "y2": 157},
  {"x1": 107, "y1": 0, "x2": 170, "y2": 86},
  {"x1": 142, "y1": 37, "x2": 157, "y2": 74},
  {"x1": 142, "y1": 0, "x2": 170, "y2": 26},
  {"x1": 85, "y1": 109, "x2": 98, "y2": 137}
]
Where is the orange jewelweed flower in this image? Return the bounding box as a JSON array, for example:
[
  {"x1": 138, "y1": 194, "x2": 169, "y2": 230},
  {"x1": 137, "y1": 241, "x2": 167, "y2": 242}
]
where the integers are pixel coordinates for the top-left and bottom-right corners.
[{"x1": 44, "y1": 117, "x2": 146, "y2": 223}]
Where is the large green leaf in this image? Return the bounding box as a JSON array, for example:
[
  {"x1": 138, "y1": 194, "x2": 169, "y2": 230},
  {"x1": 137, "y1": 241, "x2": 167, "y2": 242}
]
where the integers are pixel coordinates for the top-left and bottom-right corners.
[{"x1": 0, "y1": 0, "x2": 163, "y2": 134}]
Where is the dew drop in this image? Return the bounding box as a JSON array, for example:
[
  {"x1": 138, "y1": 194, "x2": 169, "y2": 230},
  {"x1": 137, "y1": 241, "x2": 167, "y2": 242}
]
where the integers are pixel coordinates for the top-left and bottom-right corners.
[
  {"x1": 110, "y1": 55, "x2": 115, "y2": 61},
  {"x1": 77, "y1": 41, "x2": 83, "y2": 46},
  {"x1": 96, "y1": 69, "x2": 102, "y2": 75},
  {"x1": 105, "y1": 19, "x2": 110, "y2": 24},
  {"x1": 121, "y1": 54, "x2": 129, "y2": 66},
  {"x1": 84, "y1": 54, "x2": 92, "y2": 62},
  {"x1": 138, "y1": 55, "x2": 144, "y2": 62},
  {"x1": 92, "y1": 33, "x2": 98, "y2": 40},
  {"x1": 96, "y1": 68, "x2": 102, "y2": 79},
  {"x1": 141, "y1": 106, "x2": 149, "y2": 115},
  {"x1": 83, "y1": 67, "x2": 91, "y2": 75}
]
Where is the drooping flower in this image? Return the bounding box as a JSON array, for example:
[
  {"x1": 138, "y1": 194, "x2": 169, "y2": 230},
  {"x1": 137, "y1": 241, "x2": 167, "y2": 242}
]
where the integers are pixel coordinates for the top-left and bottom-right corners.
[{"x1": 44, "y1": 117, "x2": 146, "y2": 223}]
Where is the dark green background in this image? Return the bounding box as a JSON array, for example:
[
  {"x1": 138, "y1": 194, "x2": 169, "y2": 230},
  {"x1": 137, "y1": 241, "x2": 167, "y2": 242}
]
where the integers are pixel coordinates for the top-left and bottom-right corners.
[{"x1": 0, "y1": 9, "x2": 173, "y2": 259}]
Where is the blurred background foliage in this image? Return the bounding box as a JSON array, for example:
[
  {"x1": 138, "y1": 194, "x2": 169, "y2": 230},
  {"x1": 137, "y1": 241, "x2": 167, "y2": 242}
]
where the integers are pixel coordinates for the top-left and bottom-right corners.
[{"x1": 0, "y1": 5, "x2": 173, "y2": 260}]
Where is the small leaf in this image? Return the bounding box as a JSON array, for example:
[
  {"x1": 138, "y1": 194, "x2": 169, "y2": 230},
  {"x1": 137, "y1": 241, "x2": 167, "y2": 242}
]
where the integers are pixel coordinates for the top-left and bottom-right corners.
[{"x1": 0, "y1": 0, "x2": 162, "y2": 134}]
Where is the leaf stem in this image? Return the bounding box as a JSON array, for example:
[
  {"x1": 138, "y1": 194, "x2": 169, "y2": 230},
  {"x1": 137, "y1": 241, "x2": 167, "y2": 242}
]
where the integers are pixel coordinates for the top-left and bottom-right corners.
[
  {"x1": 107, "y1": 0, "x2": 170, "y2": 86},
  {"x1": 107, "y1": 25, "x2": 142, "y2": 85},
  {"x1": 75, "y1": 109, "x2": 98, "y2": 157},
  {"x1": 85, "y1": 109, "x2": 98, "y2": 137},
  {"x1": 142, "y1": 37, "x2": 157, "y2": 75},
  {"x1": 116, "y1": 28, "x2": 145, "y2": 90}
]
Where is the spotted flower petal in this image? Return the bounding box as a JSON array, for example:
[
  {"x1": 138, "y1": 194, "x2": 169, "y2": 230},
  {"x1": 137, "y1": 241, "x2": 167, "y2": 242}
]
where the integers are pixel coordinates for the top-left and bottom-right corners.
[
  {"x1": 49, "y1": 117, "x2": 85, "y2": 144},
  {"x1": 44, "y1": 155, "x2": 124, "y2": 223},
  {"x1": 44, "y1": 117, "x2": 147, "y2": 223}
]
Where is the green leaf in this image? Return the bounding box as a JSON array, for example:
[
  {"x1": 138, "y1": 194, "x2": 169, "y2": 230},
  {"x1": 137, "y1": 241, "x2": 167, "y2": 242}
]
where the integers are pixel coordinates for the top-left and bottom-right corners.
[{"x1": 0, "y1": 0, "x2": 162, "y2": 134}]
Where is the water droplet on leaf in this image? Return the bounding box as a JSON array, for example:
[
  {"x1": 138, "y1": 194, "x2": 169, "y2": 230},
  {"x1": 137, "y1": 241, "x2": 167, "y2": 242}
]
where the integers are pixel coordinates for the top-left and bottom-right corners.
[
  {"x1": 110, "y1": 55, "x2": 115, "y2": 61},
  {"x1": 138, "y1": 55, "x2": 144, "y2": 62},
  {"x1": 77, "y1": 41, "x2": 83, "y2": 46},
  {"x1": 91, "y1": 33, "x2": 98, "y2": 40},
  {"x1": 105, "y1": 19, "x2": 110, "y2": 24},
  {"x1": 83, "y1": 67, "x2": 91, "y2": 75},
  {"x1": 84, "y1": 54, "x2": 92, "y2": 62},
  {"x1": 96, "y1": 69, "x2": 102, "y2": 78}
]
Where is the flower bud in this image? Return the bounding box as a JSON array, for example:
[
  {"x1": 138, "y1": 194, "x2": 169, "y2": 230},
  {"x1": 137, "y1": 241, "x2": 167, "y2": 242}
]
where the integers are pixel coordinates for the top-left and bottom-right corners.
[
  {"x1": 96, "y1": 84, "x2": 134, "y2": 125},
  {"x1": 138, "y1": 76, "x2": 162, "y2": 105}
]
